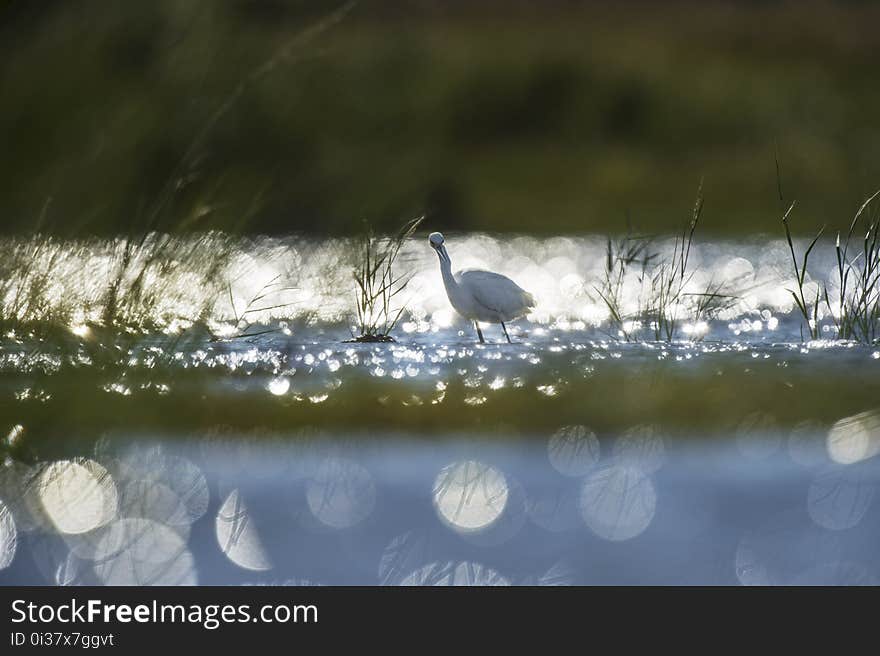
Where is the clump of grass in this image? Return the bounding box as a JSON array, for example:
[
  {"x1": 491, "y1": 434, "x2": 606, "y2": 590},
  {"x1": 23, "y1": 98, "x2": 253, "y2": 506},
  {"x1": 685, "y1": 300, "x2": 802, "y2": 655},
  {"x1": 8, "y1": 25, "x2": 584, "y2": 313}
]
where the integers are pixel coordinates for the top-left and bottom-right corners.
[
  {"x1": 0, "y1": 236, "x2": 69, "y2": 333},
  {"x1": 592, "y1": 229, "x2": 656, "y2": 341},
  {"x1": 349, "y1": 216, "x2": 424, "y2": 343},
  {"x1": 98, "y1": 232, "x2": 236, "y2": 333},
  {"x1": 825, "y1": 190, "x2": 880, "y2": 343},
  {"x1": 0, "y1": 201, "x2": 73, "y2": 334},
  {"x1": 781, "y1": 189, "x2": 880, "y2": 344},
  {"x1": 0, "y1": 231, "x2": 239, "y2": 339},
  {"x1": 594, "y1": 182, "x2": 735, "y2": 342},
  {"x1": 1, "y1": 5, "x2": 358, "y2": 345}
]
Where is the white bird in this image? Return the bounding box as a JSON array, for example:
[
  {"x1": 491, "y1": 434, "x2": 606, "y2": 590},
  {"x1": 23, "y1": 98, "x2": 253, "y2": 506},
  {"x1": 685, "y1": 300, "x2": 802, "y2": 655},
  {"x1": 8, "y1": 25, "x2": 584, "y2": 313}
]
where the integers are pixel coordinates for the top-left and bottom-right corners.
[{"x1": 428, "y1": 232, "x2": 535, "y2": 343}]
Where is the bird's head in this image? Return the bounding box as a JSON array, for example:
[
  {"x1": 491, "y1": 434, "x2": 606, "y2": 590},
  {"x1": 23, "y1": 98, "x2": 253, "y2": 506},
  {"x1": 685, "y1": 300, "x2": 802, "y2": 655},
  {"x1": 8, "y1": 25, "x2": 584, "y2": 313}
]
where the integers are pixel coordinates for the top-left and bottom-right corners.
[{"x1": 428, "y1": 232, "x2": 445, "y2": 250}]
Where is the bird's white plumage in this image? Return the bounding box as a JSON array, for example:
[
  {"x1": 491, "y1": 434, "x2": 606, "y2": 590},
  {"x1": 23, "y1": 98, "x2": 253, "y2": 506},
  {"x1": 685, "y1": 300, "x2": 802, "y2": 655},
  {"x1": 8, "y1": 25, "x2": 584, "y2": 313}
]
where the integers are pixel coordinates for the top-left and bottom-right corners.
[
  {"x1": 455, "y1": 269, "x2": 535, "y2": 322},
  {"x1": 428, "y1": 231, "x2": 535, "y2": 342}
]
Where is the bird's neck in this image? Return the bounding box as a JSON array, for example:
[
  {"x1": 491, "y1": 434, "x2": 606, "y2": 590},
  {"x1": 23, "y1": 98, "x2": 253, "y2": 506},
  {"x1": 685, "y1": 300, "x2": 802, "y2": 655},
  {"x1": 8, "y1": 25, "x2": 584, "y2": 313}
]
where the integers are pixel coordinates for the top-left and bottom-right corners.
[{"x1": 437, "y1": 246, "x2": 458, "y2": 291}]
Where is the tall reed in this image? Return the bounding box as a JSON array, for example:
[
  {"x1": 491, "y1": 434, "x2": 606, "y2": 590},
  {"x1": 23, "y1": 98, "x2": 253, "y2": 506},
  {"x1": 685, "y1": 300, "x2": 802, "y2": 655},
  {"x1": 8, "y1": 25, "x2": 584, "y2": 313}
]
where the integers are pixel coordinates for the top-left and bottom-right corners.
[
  {"x1": 350, "y1": 216, "x2": 424, "y2": 342},
  {"x1": 781, "y1": 201, "x2": 824, "y2": 341},
  {"x1": 647, "y1": 183, "x2": 704, "y2": 341}
]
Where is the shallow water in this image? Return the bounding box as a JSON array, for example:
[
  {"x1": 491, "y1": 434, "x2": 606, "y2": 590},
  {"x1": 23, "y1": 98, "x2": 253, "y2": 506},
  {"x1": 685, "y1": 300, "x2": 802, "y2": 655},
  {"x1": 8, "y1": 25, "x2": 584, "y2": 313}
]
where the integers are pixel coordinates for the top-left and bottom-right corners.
[{"x1": 1, "y1": 234, "x2": 879, "y2": 585}]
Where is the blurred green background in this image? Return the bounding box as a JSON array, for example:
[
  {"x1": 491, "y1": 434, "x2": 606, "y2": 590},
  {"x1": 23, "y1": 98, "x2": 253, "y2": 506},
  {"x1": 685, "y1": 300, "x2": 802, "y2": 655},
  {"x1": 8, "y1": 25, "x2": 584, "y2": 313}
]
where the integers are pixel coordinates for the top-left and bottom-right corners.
[{"x1": 2, "y1": 0, "x2": 880, "y2": 236}]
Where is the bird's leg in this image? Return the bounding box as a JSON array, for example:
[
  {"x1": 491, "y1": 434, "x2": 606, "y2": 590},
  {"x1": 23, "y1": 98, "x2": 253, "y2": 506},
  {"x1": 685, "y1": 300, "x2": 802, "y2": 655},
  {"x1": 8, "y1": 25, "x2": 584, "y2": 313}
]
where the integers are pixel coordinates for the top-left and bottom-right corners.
[
  {"x1": 501, "y1": 322, "x2": 512, "y2": 344},
  {"x1": 475, "y1": 322, "x2": 485, "y2": 344}
]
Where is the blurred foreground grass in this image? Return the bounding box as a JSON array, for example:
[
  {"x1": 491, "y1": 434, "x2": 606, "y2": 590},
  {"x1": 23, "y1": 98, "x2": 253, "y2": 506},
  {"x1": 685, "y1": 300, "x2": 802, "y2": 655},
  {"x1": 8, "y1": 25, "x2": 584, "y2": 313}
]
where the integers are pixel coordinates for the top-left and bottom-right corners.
[{"x1": 2, "y1": 1, "x2": 880, "y2": 236}]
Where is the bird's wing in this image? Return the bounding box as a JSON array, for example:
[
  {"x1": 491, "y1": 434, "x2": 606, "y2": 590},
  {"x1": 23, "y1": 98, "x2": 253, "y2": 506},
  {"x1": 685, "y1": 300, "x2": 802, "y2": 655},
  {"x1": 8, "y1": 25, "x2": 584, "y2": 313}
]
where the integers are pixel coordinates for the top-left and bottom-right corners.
[{"x1": 457, "y1": 269, "x2": 536, "y2": 315}]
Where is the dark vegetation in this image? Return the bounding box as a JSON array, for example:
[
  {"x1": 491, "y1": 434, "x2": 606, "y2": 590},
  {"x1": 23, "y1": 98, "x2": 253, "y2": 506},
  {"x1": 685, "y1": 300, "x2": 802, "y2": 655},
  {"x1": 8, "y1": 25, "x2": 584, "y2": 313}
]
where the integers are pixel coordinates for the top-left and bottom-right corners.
[{"x1": 2, "y1": 1, "x2": 880, "y2": 236}]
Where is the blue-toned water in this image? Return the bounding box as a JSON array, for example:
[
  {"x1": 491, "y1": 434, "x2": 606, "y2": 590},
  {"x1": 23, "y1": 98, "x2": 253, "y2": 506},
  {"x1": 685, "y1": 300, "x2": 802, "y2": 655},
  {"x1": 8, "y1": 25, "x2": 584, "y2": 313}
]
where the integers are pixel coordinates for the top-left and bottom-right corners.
[{"x1": 2, "y1": 425, "x2": 879, "y2": 586}]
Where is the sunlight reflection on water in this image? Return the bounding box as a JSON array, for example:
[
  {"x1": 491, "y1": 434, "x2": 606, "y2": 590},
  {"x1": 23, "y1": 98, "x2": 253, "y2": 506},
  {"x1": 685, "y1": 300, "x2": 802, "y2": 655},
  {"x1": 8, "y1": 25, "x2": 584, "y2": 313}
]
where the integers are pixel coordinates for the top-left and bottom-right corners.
[
  {"x1": 827, "y1": 410, "x2": 880, "y2": 465},
  {"x1": 579, "y1": 465, "x2": 657, "y2": 541},
  {"x1": 547, "y1": 425, "x2": 600, "y2": 476},
  {"x1": 216, "y1": 489, "x2": 272, "y2": 572},
  {"x1": 2, "y1": 228, "x2": 879, "y2": 587},
  {"x1": 32, "y1": 459, "x2": 117, "y2": 535},
  {"x1": 433, "y1": 461, "x2": 509, "y2": 533},
  {"x1": 306, "y1": 457, "x2": 376, "y2": 529},
  {"x1": 0, "y1": 233, "x2": 854, "y2": 339}
]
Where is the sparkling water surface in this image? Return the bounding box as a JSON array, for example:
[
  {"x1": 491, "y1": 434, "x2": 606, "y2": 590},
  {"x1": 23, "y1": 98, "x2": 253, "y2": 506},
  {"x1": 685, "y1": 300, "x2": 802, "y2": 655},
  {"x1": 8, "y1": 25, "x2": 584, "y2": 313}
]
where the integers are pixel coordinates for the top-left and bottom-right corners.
[{"x1": 1, "y1": 234, "x2": 878, "y2": 585}]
